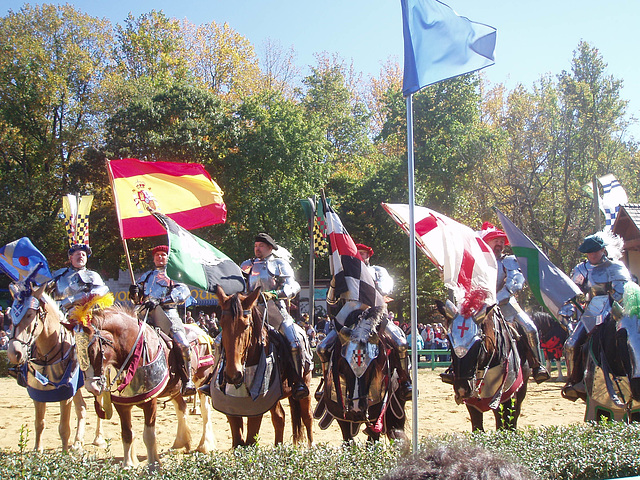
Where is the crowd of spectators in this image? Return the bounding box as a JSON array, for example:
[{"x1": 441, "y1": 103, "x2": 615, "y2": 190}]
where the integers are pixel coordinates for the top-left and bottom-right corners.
[{"x1": 1, "y1": 307, "x2": 10, "y2": 350}]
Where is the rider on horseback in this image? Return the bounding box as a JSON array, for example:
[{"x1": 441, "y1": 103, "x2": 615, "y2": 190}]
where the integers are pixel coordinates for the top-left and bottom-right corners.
[
  {"x1": 240, "y1": 233, "x2": 310, "y2": 401},
  {"x1": 51, "y1": 244, "x2": 110, "y2": 316},
  {"x1": 480, "y1": 222, "x2": 550, "y2": 384},
  {"x1": 316, "y1": 243, "x2": 413, "y2": 402},
  {"x1": 560, "y1": 232, "x2": 631, "y2": 401},
  {"x1": 128, "y1": 245, "x2": 196, "y2": 396}
]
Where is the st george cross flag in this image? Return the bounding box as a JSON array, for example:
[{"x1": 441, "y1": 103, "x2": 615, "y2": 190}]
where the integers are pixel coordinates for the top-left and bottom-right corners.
[
  {"x1": 0, "y1": 237, "x2": 52, "y2": 285},
  {"x1": 382, "y1": 203, "x2": 497, "y2": 305},
  {"x1": 494, "y1": 208, "x2": 581, "y2": 320},
  {"x1": 152, "y1": 212, "x2": 245, "y2": 295},
  {"x1": 320, "y1": 198, "x2": 385, "y2": 308},
  {"x1": 401, "y1": 0, "x2": 497, "y2": 96},
  {"x1": 599, "y1": 174, "x2": 628, "y2": 231},
  {"x1": 107, "y1": 158, "x2": 227, "y2": 239}
]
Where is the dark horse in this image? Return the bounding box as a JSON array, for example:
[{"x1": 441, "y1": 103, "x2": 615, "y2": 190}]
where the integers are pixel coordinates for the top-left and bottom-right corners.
[
  {"x1": 313, "y1": 306, "x2": 408, "y2": 443},
  {"x1": 77, "y1": 303, "x2": 216, "y2": 468},
  {"x1": 531, "y1": 311, "x2": 568, "y2": 381},
  {"x1": 7, "y1": 281, "x2": 105, "y2": 452},
  {"x1": 581, "y1": 282, "x2": 640, "y2": 422},
  {"x1": 213, "y1": 285, "x2": 313, "y2": 448},
  {"x1": 438, "y1": 298, "x2": 530, "y2": 432}
]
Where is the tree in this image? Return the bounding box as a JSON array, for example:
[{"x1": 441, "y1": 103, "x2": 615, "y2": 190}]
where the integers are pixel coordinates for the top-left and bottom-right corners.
[{"x1": 0, "y1": 4, "x2": 113, "y2": 267}]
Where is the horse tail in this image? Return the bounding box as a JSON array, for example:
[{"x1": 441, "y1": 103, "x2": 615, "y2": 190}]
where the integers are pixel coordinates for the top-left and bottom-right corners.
[{"x1": 289, "y1": 397, "x2": 303, "y2": 443}]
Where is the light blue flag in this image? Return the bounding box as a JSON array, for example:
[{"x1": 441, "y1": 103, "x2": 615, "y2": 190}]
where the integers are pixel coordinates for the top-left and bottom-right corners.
[{"x1": 401, "y1": 0, "x2": 497, "y2": 96}]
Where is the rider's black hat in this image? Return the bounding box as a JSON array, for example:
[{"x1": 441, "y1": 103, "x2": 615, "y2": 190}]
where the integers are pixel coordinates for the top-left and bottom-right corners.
[
  {"x1": 68, "y1": 244, "x2": 92, "y2": 256},
  {"x1": 255, "y1": 233, "x2": 278, "y2": 250}
]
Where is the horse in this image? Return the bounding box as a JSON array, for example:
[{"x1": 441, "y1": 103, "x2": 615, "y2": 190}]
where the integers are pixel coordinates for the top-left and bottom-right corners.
[
  {"x1": 6, "y1": 282, "x2": 105, "y2": 452},
  {"x1": 213, "y1": 285, "x2": 313, "y2": 448},
  {"x1": 77, "y1": 302, "x2": 216, "y2": 469},
  {"x1": 531, "y1": 311, "x2": 567, "y2": 381},
  {"x1": 580, "y1": 283, "x2": 640, "y2": 422},
  {"x1": 313, "y1": 306, "x2": 408, "y2": 443},
  {"x1": 437, "y1": 298, "x2": 530, "y2": 432}
]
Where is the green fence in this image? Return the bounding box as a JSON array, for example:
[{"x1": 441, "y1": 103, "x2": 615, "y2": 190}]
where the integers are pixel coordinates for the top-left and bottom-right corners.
[{"x1": 409, "y1": 349, "x2": 451, "y2": 370}]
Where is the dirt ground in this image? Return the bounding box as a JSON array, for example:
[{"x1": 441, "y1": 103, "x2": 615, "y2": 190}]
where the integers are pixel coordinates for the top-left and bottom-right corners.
[{"x1": 0, "y1": 367, "x2": 586, "y2": 461}]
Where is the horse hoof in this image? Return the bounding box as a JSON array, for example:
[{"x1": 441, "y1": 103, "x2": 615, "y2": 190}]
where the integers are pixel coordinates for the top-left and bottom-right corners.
[{"x1": 93, "y1": 437, "x2": 107, "y2": 448}]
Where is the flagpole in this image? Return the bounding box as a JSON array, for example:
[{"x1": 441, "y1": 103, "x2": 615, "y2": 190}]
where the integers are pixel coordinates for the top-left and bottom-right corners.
[
  {"x1": 308, "y1": 195, "x2": 316, "y2": 325},
  {"x1": 106, "y1": 160, "x2": 136, "y2": 284},
  {"x1": 406, "y1": 94, "x2": 419, "y2": 452},
  {"x1": 592, "y1": 176, "x2": 601, "y2": 232}
]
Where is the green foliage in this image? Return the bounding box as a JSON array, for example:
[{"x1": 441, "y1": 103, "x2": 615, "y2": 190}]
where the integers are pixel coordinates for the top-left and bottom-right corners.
[{"x1": 2, "y1": 422, "x2": 640, "y2": 479}]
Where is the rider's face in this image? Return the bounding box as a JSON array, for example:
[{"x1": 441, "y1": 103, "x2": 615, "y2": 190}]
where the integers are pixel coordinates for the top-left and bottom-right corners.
[
  {"x1": 254, "y1": 241, "x2": 273, "y2": 260},
  {"x1": 153, "y1": 252, "x2": 168, "y2": 267},
  {"x1": 486, "y1": 237, "x2": 506, "y2": 257},
  {"x1": 69, "y1": 250, "x2": 87, "y2": 269},
  {"x1": 358, "y1": 250, "x2": 370, "y2": 264},
  {"x1": 586, "y1": 248, "x2": 605, "y2": 265}
]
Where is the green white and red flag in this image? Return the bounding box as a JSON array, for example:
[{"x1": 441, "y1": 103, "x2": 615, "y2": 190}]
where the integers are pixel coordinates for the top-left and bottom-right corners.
[{"x1": 495, "y1": 208, "x2": 581, "y2": 320}]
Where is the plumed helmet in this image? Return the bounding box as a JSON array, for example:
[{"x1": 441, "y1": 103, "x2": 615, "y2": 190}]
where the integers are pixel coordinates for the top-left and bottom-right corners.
[
  {"x1": 478, "y1": 222, "x2": 509, "y2": 244},
  {"x1": 355, "y1": 243, "x2": 374, "y2": 256},
  {"x1": 255, "y1": 233, "x2": 278, "y2": 250},
  {"x1": 578, "y1": 234, "x2": 606, "y2": 253},
  {"x1": 68, "y1": 244, "x2": 92, "y2": 256},
  {"x1": 152, "y1": 245, "x2": 169, "y2": 255}
]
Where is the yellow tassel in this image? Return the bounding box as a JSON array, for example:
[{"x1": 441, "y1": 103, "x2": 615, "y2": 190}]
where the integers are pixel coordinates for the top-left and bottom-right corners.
[{"x1": 69, "y1": 293, "x2": 115, "y2": 327}]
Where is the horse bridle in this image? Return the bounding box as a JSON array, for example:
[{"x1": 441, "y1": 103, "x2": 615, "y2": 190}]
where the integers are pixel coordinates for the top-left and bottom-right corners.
[{"x1": 8, "y1": 303, "x2": 46, "y2": 349}]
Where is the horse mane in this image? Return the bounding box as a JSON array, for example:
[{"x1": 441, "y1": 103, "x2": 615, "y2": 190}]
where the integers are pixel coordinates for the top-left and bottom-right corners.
[
  {"x1": 350, "y1": 306, "x2": 386, "y2": 343},
  {"x1": 90, "y1": 302, "x2": 137, "y2": 329},
  {"x1": 40, "y1": 291, "x2": 64, "y2": 322},
  {"x1": 531, "y1": 311, "x2": 554, "y2": 331}
]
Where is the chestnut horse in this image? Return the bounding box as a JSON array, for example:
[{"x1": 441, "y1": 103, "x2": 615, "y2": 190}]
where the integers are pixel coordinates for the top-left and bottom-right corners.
[
  {"x1": 313, "y1": 306, "x2": 408, "y2": 443},
  {"x1": 213, "y1": 285, "x2": 313, "y2": 448},
  {"x1": 438, "y1": 300, "x2": 530, "y2": 431},
  {"x1": 78, "y1": 303, "x2": 216, "y2": 468},
  {"x1": 7, "y1": 282, "x2": 105, "y2": 452}
]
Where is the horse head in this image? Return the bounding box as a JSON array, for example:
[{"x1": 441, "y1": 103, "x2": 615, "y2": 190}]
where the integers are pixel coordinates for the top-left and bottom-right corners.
[
  {"x1": 216, "y1": 285, "x2": 263, "y2": 388},
  {"x1": 437, "y1": 298, "x2": 496, "y2": 403},
  {"x1": 7, "y1": 281, "x2": 56, "y2": 365}
]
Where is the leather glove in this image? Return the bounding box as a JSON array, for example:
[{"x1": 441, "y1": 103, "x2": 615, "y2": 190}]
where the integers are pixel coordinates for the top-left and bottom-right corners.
[
  {"x1": 262, "y1": 290, "x2": 279, "y2": 301},
  {"x1": 144, "y1": 299, "x2": 159, "y2": 311},
  {"x1": 129, "y1": 285, "x2": 140, "y2": 301}
]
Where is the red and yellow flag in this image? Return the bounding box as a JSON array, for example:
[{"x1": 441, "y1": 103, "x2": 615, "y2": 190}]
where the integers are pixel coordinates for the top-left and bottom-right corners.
[{"x1": 107, "y1": 158, "x2": 226, "y2": 239}]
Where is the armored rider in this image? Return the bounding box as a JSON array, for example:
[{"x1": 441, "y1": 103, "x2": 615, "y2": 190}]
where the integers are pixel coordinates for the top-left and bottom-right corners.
[
  {"x1": 560, "y1": 233, "x2": 631, "y2": 401},
  {"x1": 129, "y1": 245, "x2": 196, "y2": 396},
  {"x1": 316, "y1": 242, "x2": 413, "y2": 401},
  {"x1": 240, "y1": 233, "x2": 310, "y2": 400},
  {"x1": 51, "y1": 244, "x2": 109, "y2": 315},
  {"x1": 479, "y1": 222, "x2": 550, "y2": 383}
]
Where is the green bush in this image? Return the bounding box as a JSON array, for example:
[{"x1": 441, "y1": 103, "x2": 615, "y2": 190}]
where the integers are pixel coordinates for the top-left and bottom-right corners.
[
  {"x1": 1, "y1": 421, "x2": 639, "y2": 479},
  {"x1": 0, "y1": 350, "x2": 8, "y2": 377}
]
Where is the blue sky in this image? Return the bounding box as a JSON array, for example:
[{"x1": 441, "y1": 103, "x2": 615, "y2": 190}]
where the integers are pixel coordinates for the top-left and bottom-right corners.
[{"x1": 4, "y1": 0, "x2": 640, "y2": 138}]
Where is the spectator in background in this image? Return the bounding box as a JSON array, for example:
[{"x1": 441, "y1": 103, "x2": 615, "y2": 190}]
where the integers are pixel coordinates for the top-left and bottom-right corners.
[
  {"x1": 406, "y1": 328, "x2": 424, "y2": 362},
  {"x1": 1, "y1": 309, "x2": 8, "y2": 333},
  {"x1": 185, "y1": 310, "x2": 194, "y2": 324},
  {"x1": 0, "y1": 329, "x2": 8, "y2": 350}
]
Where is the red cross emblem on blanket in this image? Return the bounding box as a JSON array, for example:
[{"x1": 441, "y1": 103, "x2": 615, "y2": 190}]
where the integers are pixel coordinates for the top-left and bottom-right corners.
[
  {"x1": 354, "y1": 348, "x2": 365, "y2": 367},
  {"x1": 457, "y1": 318, "x2": 470, "y2": 338}
]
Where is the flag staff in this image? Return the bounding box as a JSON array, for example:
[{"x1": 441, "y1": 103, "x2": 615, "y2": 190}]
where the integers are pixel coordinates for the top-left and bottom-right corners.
[
  {"x1": 308, "y1": 194, "x2": 317, "y2": 325},
  {"x1": 106, "y1": 159, "x2": 136, "y2": 284},
  {"x1": 406, "y1": 94, "x2": 419, "y2": 452},
  {"x1": 592, "y1": 176, "x2": 601, "y2": 232}
]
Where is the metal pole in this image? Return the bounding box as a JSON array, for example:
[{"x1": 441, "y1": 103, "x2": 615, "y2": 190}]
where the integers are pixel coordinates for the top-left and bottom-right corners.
[
  {"x1": 593, "y1": 176, "x2": 601, "y2": 232},
  {"x1": 406, "y1": 94, "x2": 419, "y2": 452},
  {"x1": 309, "y1": 196, "x2": 316, "y2": 325}
]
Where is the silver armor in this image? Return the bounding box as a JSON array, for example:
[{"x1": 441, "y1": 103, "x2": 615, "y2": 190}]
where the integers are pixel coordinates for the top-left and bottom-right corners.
[
  {"x1": 496, "y1": 254, "x2": 543, "y2": 366},
  {"x1": 241, "y1": 254, "x2": 308, "y2": 372},
  {"x1": 370, "y1": 265, "x2": 394, "y2": 297},
  {"x1": 563, "y1": 256, "x2": 631, "y2": 378},
  {"x1": 52, "y1": 267, "x2": 109, "y2": 312}
]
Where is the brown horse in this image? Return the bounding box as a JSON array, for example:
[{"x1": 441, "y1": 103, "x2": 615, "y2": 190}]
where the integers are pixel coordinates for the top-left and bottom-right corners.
[
  {"x1": 77, "y1": 303, "x2": 216, "y2": 469},
  {"x1": 213, "y1": 285, "x2": 313, "y2": 448},
  {"x1": 7, "y1": 283, "x2": 105, "y2": 452},
  {"x1": 313, "y1": 306, "x2": 408, "y2": 443},
  {"x1": 438, "y1": 299, "x2": 530, "y2": 432}
]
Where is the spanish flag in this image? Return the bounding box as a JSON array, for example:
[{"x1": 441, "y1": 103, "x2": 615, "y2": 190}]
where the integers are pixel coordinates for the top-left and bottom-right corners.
[{"x1": 107, "y1": 158, "x2": 226, "y2": 239}]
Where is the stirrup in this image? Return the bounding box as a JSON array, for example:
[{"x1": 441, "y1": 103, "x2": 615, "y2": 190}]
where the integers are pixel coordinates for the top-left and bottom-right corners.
[
  {"x1": 440, "y1": 366, "x2": 455, "y2": 385},
  {"x1": 291, "y1": 382, "x2": 309, "y2": 401},
  {"x1": 533, "y1": 365, "x2": 551, "y2": 384},
  {"x1": 182, "y1": 379, "x2": 197, "y2": 396},
  {"x1": 561, "y1": 381, "x2": 586, "y2": 402},
  {"x1": 397, "y1": 381, "x2": 413, "y2": 401}
]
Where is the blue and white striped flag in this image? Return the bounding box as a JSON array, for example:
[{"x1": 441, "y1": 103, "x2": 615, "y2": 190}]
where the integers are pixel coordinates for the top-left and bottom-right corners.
[{"x1": 599, "y1": 174, "x2": 628, "y2": 230}]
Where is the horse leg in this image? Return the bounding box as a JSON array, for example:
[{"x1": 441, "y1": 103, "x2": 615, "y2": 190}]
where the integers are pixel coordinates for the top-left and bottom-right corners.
[
  {"x1": 299, "y1": 396, "x2": 314, "y2": 446},
  {"x1": 58, "y1": 398, "x2": 74, "y2": 451},
  {"x1": 467, "y1": 405, "x2": 485, "y2": 432},
  {"x1": 142, "y1": 401, "x2": 161, "y2": 471},
  {"x1": 71, "y1": 390, "x2": 87, "y2": 451},
  {"x1": 196, "y1": 391, "x2": 216, "y2": 453},
  {"x1": 226, "y1": 415, "x2": 246, "y2": 448},
  {"x1": 114, "y1": 403, "x2": 138, "y2": 468},
  {"x1": 556, "y1": 359, "x2": 565, "y2": 381},
  {"x1": 170, "y1": 395, "x2": 192, "y2": 452},
  {"x1": 245, "y1": 415, "x2": 265, "y2": 446},
  {"x1": 270, "y1": 401, "x2": 285, "y2": 445},
  {"x1": 33, "y1": 401, "x2": 46, "y2": 452}
]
